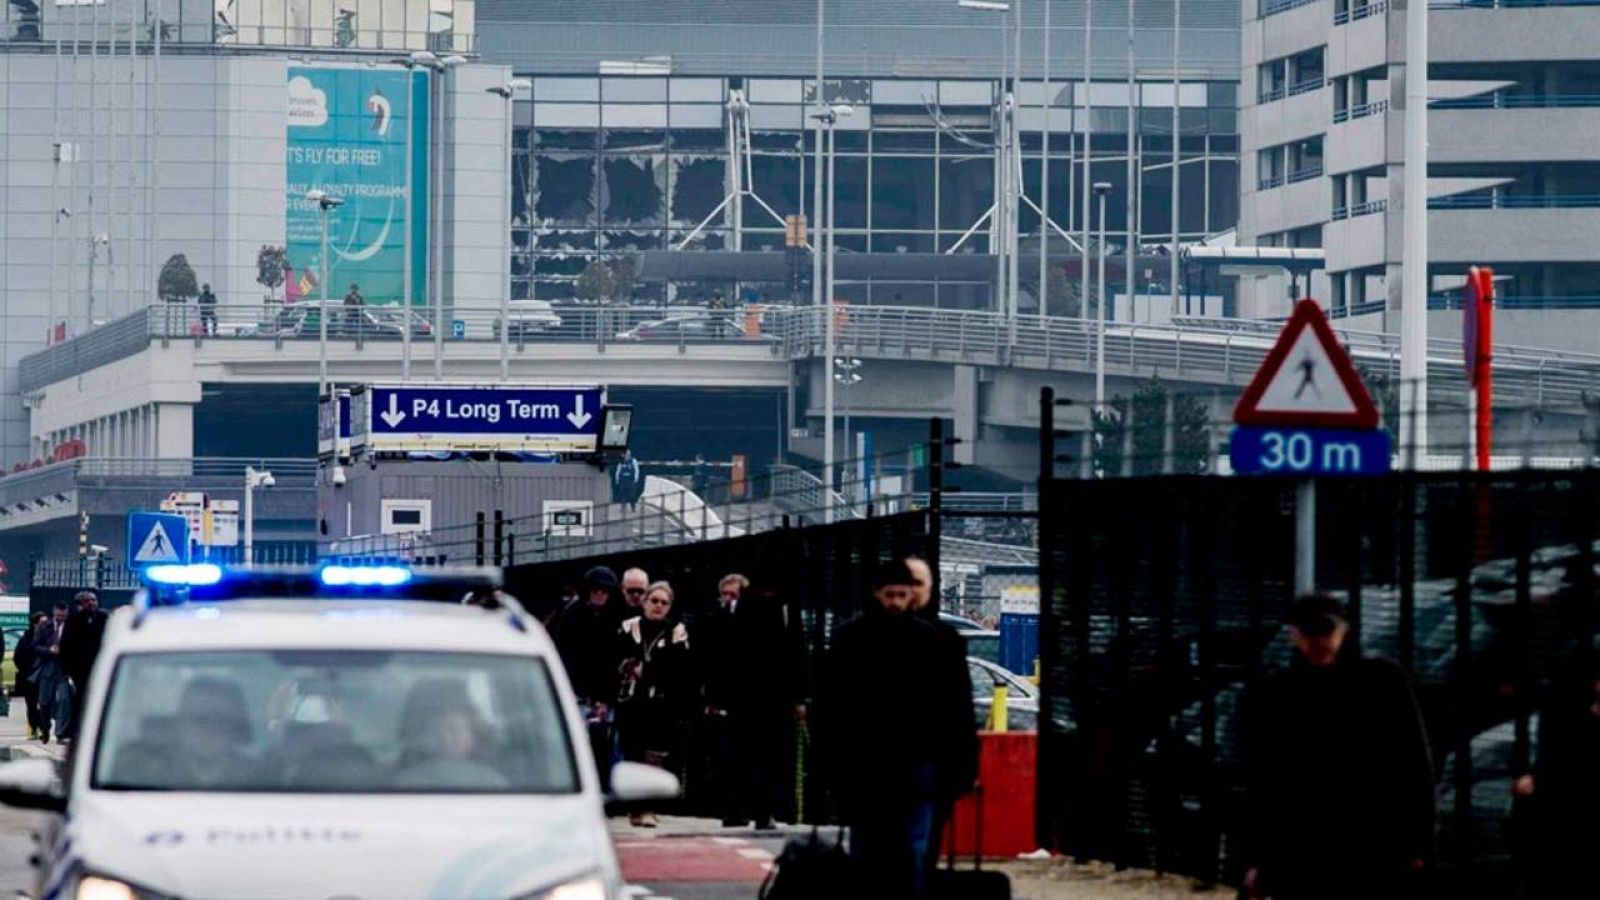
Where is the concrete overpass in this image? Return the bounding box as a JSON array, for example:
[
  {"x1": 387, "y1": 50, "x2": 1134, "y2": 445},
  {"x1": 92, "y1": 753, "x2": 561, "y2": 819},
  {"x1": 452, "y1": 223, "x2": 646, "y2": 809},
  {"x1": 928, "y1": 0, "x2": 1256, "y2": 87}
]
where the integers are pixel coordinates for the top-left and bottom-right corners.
[{"x1": 19, "y1": 303, "x2": 1600, "y2": 472}]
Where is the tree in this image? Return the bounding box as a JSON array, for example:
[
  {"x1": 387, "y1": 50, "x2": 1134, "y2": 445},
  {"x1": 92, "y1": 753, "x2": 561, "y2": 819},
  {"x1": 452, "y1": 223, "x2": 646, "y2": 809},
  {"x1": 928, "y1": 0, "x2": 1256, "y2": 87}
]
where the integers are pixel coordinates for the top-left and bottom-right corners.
[
  {"x1": 158, "y1": 253, "x2": 198, "y2": 303},
  {"x1": 1091, "y1": 376, "x2": 1212, "y2": 476},
  {"x1": 1023, "y1": 262, "x2": 1085, "y2": 318},
  {"x1": 1356, "y1": 364, "x2": 1401, "y2": 440},
  {"x1": 255, "y1": 245, "x2": 286, "y2": 302},
  {"x1": 575, "y1": 258, "x2": 614, "y2": 304}
]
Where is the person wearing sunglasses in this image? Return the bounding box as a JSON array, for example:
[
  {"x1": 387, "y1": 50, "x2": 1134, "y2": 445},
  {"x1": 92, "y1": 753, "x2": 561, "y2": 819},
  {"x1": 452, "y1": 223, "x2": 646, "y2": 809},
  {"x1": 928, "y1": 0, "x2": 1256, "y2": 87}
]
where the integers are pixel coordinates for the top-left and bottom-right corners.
[
  {"x1": 621, "y1": 567, "x2": 651, "y2": 610},
  {"x1": 614, "y1": 581, "x2": 694, "y2": 827}
]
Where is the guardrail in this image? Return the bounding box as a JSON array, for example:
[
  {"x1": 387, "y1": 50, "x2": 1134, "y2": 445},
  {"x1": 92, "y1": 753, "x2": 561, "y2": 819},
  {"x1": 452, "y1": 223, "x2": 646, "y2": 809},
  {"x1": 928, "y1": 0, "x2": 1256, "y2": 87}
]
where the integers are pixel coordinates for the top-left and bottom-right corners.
[
  {"x1": 1286, "y1": 165, "x2": 1324, "y2": 185},
  {"x1": 1430, "y1": 0, "x2": 1600, "y2": 8},
  {"x1": 1428, "y1": 194, "x2": 1600, "y2": 210},
  {"x1": 1334, "y1": 0, "x2": 1389, "y2": 23},
  {"x1": 1333, "y1": 198, "x2": 1389, "y2": 220},
  {"x1": 1431, "y1": 94, "x2": 1600, "y2": 109},
  {"x1": 1263, "y1": 0, "x2": 1320, "y2": 15},
  {"x1": 1287, "y1": 78, "x2": 1325, "y2": 98},
  {"x1": 1333, "y1": 99, "x2": 1388, "y2": 124}
]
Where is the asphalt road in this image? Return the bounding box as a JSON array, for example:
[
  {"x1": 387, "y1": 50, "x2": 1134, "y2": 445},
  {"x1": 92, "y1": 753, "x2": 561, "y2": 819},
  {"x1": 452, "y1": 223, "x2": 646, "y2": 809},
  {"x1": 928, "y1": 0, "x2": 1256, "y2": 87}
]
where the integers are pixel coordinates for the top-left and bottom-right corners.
[{"x1": 0, "y1": 804, "x2": 45, "y2": 897}]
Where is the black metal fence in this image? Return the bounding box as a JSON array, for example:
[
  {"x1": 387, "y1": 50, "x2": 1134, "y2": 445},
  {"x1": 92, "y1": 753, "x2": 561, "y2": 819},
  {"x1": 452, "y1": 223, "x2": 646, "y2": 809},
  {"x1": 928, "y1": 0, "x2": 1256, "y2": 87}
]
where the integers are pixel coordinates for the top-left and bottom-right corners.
[
  {"x1": 503, "y1": 509, "x2": 931, "y2": 820},
  {"x1": 1037, "y1": 471, "x2": 1600, "y2": 897}
]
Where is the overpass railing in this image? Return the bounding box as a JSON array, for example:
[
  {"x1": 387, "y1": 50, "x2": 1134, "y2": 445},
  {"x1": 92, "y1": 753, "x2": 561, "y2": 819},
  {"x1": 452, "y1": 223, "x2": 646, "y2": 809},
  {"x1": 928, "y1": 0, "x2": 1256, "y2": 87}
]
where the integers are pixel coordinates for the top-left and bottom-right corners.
[{"x1": 22, "y1": 302, "x2": 1600, "y2": 408}]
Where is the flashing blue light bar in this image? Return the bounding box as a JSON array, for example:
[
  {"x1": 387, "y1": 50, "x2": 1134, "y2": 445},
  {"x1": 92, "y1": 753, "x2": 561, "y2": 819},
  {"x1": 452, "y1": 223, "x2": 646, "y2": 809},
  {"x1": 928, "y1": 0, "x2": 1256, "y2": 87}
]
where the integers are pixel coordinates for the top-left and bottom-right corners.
[
  {"x1": 144, "y1": 563, "x2": 225, "y2": 586},
  {"x1": 319, "y1": 565, "x2": 413, "y2": 588}
]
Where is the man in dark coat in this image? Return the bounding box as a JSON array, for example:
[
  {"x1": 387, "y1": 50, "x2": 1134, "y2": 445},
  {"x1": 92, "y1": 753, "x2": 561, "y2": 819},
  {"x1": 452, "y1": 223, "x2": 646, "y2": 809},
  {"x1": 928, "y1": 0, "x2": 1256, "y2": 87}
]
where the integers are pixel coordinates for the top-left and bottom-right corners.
[
  {"x1": 820, "y1": 560, "x2": 977, "y2": 898},
  {"x1": 13, "y1": 613, "x2": 43, "y2": 740},
  {"x1": 62, "y1": 590, "x2": 109, "y2": 693},
  {"x1": 1515, "y1": 646, "x2": 1600, "y2": 897},
  {"x1": 32, "y1": 602, "x2": 73, "y2": 744},
  {"x1": 549, "y1": 566, "x2": 627, "y2": 782},
  {"x1": 700, "y1": 573, "x2": 806, "y2": 829},
  {"x1": 1242, "y1": 593, "x2": 1436, "y2": 900}
]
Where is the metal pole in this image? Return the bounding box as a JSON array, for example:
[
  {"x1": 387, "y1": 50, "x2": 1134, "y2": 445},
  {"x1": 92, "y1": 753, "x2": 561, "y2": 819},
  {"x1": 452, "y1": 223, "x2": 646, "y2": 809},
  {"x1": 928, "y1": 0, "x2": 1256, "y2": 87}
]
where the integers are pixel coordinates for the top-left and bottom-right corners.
[
  {"x1": 1095, "y1": 185, "x2": 1109, "y2": 409},
  {"x1": 1170, "y1": 0, "x2": 1181, "y2": 317},
  {"x1": 432, "y1": 67, "x2": 446, "y2": 379},
  {"x1": 243, "y1": 478, "x2": 255, "y2": 567},
  {"x1": 1039, "y1": 0, "x2": 1051, "y2": 317},
  {"x1": 825, "y1": 118, "x2": 839, "y2": 522},
  {"x1": 1125, "y1": 0, "x2": 1136, "y2": 326},
  {"x1": 1401, "y1": 0, "x2": 1430, "y2": 460},
  {"x1": 1295, "y1": 480, "x2": 1316, "y2": 594},
  {"x1": 814, "y1": 0, "x2": 833, "y2": 521},
  {"x1": 1080, "y1": 0, "x2": 1094, "y2": 319},
  {"x1": 499, "y1": 86, "x2": 513, "y2": 382},
  {"x1": 319, "y1": 207, "x2": 330, "y2": 392},
  {"x1": 402, "y1": 65, "x2": 415, "y2": 381},
  {"x1": 49, "y1": 32, "x2": 61, "y2": 338},
  {"x1": 1009, "y1": 0, "x2": 1023, "y2": 322}
]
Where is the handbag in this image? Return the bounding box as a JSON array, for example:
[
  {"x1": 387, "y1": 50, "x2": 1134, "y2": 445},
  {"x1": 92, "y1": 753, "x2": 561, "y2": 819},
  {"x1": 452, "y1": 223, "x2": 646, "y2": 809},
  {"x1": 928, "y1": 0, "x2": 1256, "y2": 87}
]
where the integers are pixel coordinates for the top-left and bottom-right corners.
[{"x1": 760, "y1": 826, "x2": 853, "y2": 900}]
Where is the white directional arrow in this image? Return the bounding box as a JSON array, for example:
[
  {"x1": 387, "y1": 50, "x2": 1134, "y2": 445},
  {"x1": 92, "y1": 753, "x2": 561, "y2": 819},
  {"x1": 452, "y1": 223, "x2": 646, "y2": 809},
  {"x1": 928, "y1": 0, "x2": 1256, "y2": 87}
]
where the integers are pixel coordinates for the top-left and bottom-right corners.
[
  {"x1": 566, "y1": 393, "x2": 593, "y2": 429},
  {"x1": 379, "y1": 392, "x2": 407, "y2": 428}
]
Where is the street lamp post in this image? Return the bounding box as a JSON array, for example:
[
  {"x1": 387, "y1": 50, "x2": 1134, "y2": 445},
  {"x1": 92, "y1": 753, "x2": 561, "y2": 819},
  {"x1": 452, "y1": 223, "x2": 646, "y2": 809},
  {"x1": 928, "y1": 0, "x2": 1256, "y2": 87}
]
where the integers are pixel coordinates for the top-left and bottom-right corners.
[
  {"x1": 812, "y1": 0, "x2": 829, "y2": 516},
  {"x1": 486, "y1": 80, "x2": 528, "y2": 383},
  {"x1": 1093, "y1": 182, "x2": 1112, "y2": 411},
  {"x1": 306, "y1": 190, "x2": 344, "y2": 395},
  {"x1": 419, "y1": 53, "x2": 465, "y2": 380},
  {"x1": 243, "y1": 466, "x2": 275, "y2": 567},
  {"x1": 834, "y1": 357, "x2": 863, "y2": 507},
  {"x1": 812, "y1": 103, "x2": 852, "y2": 520}
]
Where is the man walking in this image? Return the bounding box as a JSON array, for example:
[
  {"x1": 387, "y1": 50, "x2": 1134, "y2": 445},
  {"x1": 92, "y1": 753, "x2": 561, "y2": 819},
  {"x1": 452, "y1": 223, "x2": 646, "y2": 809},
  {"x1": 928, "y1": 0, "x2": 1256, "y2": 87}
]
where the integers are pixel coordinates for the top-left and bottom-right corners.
[
  {"x1": 197, "y1": 283, "x2": 218, "y2": 335},
  {"x1": 13, "y1": 613, "x2": 44, "y2": 740},
  {"x1": 820, "y1": 560, "x2": 977, "y2": 897},
  {"x1": 550, "y1": 566, "x2": 626, "y2": 780},
  {"x1": 32, "y1": 602, "x2": 73, "y2": 744},
  {"x1": 1243, "y1": 593, "x2": 1435, "y2": 900},
  {"x1": 700, "y1": 573, "x2": 805, "y2": 829},
  {"x1": 62, "y1": 590, "x2": 110, "y2": 699}
]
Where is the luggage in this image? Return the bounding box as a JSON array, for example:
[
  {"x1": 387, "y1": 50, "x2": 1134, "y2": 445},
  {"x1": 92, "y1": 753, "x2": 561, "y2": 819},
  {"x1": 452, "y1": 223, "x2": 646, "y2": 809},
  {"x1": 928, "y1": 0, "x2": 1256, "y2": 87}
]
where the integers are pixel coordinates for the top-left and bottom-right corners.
[
  {"x1": 760, "y1": 826, "x2": 853, "y2": 900},
  {"x1": 927, "y1": 784, "x2": 1011, "y2": 900}
]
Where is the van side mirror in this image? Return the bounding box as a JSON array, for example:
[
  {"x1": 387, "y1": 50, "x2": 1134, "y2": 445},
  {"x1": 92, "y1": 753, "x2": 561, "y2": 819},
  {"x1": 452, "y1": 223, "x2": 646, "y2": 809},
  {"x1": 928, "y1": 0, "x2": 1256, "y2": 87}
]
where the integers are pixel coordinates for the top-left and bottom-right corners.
[{"x1": 0, "y1": 758, "x2": 66, "y2": 813}]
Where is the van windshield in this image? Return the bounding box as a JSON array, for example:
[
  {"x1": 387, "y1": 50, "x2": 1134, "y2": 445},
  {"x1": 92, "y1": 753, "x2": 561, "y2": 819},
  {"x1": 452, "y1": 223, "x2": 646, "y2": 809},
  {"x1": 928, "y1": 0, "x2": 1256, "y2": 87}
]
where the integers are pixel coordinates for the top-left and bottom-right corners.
[{"x1": 92, "y1": 650, "x2": 578, "y2": 794}]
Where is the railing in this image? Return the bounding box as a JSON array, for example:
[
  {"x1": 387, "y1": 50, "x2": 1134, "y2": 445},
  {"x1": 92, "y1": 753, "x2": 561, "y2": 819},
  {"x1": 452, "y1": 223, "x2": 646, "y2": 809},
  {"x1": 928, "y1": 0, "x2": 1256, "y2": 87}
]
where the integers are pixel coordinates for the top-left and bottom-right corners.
[
  {"x1": 73, "y1": 456, "x2": 317, "y2": 481},
  {"x1": 1286, "y1": 165, "x2": 1324, "y2": 185},
  {"x1": 1333, "y1": 99, "x2": 1388, "y2": 123},
  {"x1": 768, "y1": 463, "x2": 859, "y2": 520},
  {"x1": 1429, "y1": 194, "x2": 1600, "y2": 209},
  {"x1": 1431, "y1": 94, "x2": 1600, "y2": 109},
  {"x1": 1332, "y1": 198, "x2": 1388, "y2": 220},
  {"x1": 1328, "y1": 300, "x2": 1389, "y2": 318},
  {"x1": 909, "y1": 491, "x2": 1038, "y2": 513},
  {"x1": 1263, "y1": 0, "x2": 1321, "y2": 16},
  {"x1": 1430, "y1": 0, "x2": 1600, "y2": 8},
  {"x1": 1257, "y1": 174, "x2": 1286, "y2": 191},
  {"x1": 1433, "y1": 295, "x2": 1600, "y2": 310},
  {"x1": 1334, "y1": 0, "x2": 1389, "y2": 23},
  {"x1": 1259, "y1": 86, "x2": 1287, "y2": 104},
  {"x1": 1287, "y1": 78, "x2": 1325, "y2": 98}
]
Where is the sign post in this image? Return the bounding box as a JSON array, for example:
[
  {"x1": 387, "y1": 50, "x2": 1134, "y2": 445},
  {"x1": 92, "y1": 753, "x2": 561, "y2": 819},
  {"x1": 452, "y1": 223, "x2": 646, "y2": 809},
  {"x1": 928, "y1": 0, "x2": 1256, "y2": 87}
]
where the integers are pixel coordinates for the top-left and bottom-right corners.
[
  {"x1": 1462, "y1": 266, "x2": 1494, "y2": 472},
  {"x1": 127, "y1": 512, "x2": 191, "y2": 567},
  {"x1": 1230, "y1": 298, "x2": 1389, "y2": 593}
]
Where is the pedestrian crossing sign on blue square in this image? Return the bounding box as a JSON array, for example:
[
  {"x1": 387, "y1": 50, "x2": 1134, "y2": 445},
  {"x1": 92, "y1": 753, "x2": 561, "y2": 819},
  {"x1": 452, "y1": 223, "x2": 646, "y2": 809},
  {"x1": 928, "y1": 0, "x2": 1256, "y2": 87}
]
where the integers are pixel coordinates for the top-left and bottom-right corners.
[{"x1": 127, "y1": 511, "x2": 190, "y2": 566}]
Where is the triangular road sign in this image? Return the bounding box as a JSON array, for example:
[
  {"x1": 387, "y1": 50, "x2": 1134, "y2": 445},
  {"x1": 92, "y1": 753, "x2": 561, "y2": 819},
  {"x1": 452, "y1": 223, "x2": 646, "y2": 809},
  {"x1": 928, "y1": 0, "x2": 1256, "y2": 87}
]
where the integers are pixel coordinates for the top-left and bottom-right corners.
[
  {"x1": 1234, "y1": 298, "x2": 1379, "y2": 429},
  {"x1": 133, "y1": 520, "x2": 183, "y2": 563}
]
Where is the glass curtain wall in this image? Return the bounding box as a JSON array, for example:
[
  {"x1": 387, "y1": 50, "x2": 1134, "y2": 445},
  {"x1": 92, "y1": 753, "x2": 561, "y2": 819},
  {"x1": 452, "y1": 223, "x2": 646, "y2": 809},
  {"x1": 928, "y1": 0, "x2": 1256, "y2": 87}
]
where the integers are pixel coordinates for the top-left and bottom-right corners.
[{"x1": 512, "y1": 75, "x2": 1239, "y2": 308}]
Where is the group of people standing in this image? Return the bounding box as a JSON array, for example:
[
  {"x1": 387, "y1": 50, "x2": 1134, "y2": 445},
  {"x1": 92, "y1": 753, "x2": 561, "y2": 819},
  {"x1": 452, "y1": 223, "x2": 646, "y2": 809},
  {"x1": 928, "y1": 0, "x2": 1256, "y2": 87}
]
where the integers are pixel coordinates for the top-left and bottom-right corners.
[
  {"x1": 11, "y1": 590, "x2": 109, "y2": 744},
  {"x1": 546, "y1": 557, "x2": 978, "y2": 897},
  {"x1": 548, "y1": 564, "x2": 805, "y2": 829}
]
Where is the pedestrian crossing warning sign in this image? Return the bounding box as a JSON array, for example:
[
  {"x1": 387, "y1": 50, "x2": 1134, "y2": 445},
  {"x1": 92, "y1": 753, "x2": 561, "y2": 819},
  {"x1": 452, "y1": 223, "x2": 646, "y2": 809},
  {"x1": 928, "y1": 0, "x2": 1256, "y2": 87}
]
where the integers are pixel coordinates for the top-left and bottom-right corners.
[
  {"x1": 127, "y1": 511, "x2": 190, "y2": 565},
  {"x1": 1233, "y1": 298, "x2": 1379, "y2": 429}
]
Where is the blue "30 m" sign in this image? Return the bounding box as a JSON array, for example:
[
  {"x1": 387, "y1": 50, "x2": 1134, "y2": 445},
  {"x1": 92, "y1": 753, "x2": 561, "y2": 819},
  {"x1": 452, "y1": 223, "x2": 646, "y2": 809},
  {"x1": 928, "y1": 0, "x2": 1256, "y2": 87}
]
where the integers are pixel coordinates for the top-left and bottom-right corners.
[{"x1": 1229, "y1": 426, "x2": 1391, "y2": 476}]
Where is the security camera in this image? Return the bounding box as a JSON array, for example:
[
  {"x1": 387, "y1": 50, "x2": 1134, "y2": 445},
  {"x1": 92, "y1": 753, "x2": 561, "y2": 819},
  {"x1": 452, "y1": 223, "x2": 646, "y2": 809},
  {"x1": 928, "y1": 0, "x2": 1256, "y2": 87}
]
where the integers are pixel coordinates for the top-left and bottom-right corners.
[
  {"x1": 260, "y1": 472, "x2": 276, "y2": 488},
  {"x1": 305, "y1": 189, "x2": 327, "y2": 203},
  {"x1": 90, "y1": 544, "x2": 108, "y2": 556},
  {"x1": 331, "y1": 465, "x2": 347, "y2": 487}
]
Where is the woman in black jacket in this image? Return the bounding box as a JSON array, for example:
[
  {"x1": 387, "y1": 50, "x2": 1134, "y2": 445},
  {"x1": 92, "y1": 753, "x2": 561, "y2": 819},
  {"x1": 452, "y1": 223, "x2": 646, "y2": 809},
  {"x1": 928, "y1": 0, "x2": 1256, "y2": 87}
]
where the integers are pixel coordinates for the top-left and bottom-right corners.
[
  {"x1": 613, "y1": 581, "x2": 694, "y2": 827},
  {"x1": 13, "y1": 613, "x2": 44, "y2": 740}
]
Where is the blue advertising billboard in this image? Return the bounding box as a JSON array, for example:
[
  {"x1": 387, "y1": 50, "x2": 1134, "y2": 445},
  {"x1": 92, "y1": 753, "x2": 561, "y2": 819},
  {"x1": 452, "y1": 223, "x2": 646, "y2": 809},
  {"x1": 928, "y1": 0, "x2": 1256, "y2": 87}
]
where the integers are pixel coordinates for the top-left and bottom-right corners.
[{"x1": 286, "y1": 66, "x2": 429, "y2": 307}]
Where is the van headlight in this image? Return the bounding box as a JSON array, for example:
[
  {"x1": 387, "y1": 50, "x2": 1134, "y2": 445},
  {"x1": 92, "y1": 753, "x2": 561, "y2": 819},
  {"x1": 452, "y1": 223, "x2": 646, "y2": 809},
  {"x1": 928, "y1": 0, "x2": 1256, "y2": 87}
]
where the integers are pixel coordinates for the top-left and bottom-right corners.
[
  {"x1": 517, "y1": 875, "x2": 608, "y2": 900},
  {"x1": 74, "y1": 875, "x2": 174, "y2": 900}
]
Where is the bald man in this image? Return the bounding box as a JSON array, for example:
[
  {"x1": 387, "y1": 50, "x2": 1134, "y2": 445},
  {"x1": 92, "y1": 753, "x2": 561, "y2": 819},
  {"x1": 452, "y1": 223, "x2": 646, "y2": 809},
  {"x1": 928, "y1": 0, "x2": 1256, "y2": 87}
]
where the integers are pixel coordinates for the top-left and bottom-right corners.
[
  {"x1": 905, "y1": 557, "x2": 934, "y2": 612},
  {"x1": 621, "y1": 567, "x2": 650, "y2": 610}
]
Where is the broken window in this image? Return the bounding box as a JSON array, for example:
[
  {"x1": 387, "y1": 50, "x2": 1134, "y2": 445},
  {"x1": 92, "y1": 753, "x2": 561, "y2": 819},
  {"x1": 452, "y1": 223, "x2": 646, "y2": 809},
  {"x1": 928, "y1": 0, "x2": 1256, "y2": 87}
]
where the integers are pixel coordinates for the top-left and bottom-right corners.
[
  {"x1": 534, "y1": 154, "x2": 597, "y2": 224},
  {"x1": 670, "y1": 154, "x2": 726, "y2": 230},
  {"x1": 601, "y1": 153, "x2": 666, "y2": 225}
]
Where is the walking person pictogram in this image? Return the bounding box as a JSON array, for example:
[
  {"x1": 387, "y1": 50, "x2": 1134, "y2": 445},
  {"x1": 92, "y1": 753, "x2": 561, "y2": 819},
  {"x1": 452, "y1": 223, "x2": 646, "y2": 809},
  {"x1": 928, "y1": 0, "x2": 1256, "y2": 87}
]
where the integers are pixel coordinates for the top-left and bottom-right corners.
[{"x1": 1294, "y1": 355, "x2": 1321, "y2": 400}]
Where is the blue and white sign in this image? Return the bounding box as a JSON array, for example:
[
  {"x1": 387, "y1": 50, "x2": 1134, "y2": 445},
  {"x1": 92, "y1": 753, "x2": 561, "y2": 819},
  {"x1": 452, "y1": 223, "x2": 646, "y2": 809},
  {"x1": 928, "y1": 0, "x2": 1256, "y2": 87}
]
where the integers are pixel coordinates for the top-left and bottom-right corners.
[
  {"x1": 1229, "y1": 426, "x2": 1391, "y2": 476},
  {"x1": 127, "y1": 512, "x2": 191, "y2": 565},
  {"x1": 365, "y1": 384, "x2": 605, "y2": 452}
]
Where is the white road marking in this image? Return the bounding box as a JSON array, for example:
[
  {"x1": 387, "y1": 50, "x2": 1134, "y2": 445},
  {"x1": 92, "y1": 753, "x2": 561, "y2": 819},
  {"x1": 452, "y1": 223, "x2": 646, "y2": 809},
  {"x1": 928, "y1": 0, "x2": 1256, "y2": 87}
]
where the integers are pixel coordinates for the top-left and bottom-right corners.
[
  {"x1": 737, "y1": 847, "x2": 775, "y2": 860},
  {"x1": 709, "y1": 836, "x2": 747, "y2": 846}
]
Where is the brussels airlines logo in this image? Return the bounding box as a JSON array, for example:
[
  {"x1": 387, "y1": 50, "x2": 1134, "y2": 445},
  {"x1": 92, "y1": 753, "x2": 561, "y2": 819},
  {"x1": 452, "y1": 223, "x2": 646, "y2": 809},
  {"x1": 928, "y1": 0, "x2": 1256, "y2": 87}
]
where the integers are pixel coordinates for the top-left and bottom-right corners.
[
  {"x1": 366, "y1": 90, "x2": 393, "y2": 137},
  {"x1": 287, "y1": 75, "x2": 329, "y2": 128}
]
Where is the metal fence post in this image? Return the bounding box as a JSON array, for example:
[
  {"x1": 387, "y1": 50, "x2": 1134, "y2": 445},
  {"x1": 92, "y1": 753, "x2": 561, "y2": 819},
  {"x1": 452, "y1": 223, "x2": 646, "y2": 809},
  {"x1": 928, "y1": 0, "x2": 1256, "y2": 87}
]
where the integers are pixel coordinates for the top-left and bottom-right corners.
[
  {"x1": 1036, "y1": 387, "x2": 1057, "y2": 850},
  {"x1": 927, "y1": 417, "x2": 942, "y2": 609}
]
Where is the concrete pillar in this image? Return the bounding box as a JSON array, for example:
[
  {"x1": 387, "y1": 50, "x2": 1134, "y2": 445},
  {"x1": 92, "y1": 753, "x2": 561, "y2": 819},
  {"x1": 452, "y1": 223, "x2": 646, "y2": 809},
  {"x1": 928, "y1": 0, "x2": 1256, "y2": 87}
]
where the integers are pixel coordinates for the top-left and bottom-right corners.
[
  {"x1": 953, "y1": 365, "x2": 979, "y2": 466},
  {"x1": 154, "y1": 403, "x2": 194, "y2": 458}
]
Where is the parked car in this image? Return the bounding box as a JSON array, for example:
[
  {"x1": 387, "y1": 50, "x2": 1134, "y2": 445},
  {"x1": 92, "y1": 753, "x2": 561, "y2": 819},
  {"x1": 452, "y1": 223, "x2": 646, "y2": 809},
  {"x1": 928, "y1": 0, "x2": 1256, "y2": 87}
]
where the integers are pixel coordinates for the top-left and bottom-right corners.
[
  {"x1": 614, "y1": 315, "x2": 777, "y2": 343},
  {"x1": 941, "y1": 612, "x2": 1002, "y2": 664},
  {"x1": 243, "y1": 305, "x2": 432, "y2": 339},
  {"x1": 968, "y1": 656, "x2": 1039, "y2": 731},
  {"x1": 492, "y1": 299, "x2": 564, "y2": 339}
]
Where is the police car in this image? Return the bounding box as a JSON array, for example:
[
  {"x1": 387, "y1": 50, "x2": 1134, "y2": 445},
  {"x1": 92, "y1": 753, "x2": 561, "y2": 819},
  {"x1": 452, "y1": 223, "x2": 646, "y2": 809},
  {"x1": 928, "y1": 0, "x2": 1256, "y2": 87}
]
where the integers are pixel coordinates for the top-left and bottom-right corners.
[{"x1": 0, "y1": 564, "x2": 678, "y2": 900}]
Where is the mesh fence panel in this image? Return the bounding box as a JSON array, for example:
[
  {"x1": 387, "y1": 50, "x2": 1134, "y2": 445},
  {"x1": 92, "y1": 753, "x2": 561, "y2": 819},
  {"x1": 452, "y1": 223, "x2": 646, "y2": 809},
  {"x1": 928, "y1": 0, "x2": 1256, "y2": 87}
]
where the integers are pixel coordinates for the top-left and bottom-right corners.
[{"x1": 1040, "y1": 471, "x2": 1600, "y2": 896}]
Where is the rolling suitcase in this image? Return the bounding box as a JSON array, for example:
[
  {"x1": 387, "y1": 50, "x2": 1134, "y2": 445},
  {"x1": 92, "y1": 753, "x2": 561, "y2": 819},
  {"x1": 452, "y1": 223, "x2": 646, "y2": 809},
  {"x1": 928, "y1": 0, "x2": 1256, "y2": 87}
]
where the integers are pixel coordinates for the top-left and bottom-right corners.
[{"x1": 927, "y1": 784, "x2": 1011, "y2": 900}]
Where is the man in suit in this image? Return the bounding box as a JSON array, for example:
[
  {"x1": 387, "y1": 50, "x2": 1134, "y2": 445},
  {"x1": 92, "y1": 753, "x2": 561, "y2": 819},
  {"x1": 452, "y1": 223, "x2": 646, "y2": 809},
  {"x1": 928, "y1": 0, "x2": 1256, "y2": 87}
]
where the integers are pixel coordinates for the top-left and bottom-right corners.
[
  {"x1": 62, "y1": 590, "x2": 110, "y2": 706},
  {"x1": 32, "y1": 602, "x2": 73, "y2": 744},
  {"x1": 700, "y1": 573, "x2": 806, "y2": 829}
]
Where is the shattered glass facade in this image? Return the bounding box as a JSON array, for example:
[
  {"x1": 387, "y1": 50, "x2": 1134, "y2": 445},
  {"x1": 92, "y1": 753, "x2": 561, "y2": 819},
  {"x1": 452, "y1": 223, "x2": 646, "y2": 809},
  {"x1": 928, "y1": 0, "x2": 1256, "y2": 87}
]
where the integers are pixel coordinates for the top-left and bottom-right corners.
[{"x1": 512, "y1": 75, "x2": 1240, "y2": 308}]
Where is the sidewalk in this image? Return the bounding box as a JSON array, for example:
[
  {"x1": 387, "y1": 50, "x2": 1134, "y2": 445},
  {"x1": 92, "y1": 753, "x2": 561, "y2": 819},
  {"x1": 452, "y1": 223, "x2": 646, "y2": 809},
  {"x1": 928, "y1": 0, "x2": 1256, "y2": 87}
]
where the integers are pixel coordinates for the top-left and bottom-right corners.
[{"x1": 0, "y1": 697, "x2": 67, "y2": 764}]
